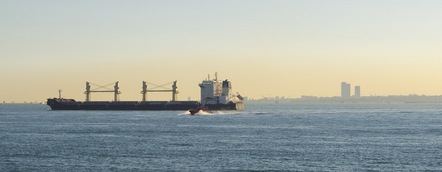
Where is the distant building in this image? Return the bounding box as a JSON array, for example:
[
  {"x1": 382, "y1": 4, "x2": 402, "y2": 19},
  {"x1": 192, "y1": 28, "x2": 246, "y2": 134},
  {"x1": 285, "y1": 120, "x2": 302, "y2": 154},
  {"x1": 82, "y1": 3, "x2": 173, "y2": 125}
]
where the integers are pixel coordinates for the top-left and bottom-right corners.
[
  {"x1": 354, "y1": 86, "x2": 361, "y2": 97},
  {"x1": 341, "y1": 82, "x2": 351, "y2": 98}
]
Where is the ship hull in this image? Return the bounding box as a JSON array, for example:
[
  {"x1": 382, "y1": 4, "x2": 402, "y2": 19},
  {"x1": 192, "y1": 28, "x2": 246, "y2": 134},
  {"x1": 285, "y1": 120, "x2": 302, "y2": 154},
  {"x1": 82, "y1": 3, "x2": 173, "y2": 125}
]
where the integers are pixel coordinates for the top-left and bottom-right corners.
[{"x1": 47, "y1": 98, "x2": 244, "y2": 111}]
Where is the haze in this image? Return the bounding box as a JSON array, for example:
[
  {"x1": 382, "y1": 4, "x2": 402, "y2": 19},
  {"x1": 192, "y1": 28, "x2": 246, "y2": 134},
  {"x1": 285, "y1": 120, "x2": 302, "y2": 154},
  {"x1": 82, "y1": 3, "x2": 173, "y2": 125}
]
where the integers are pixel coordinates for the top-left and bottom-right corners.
[{"x1": 1, "y1": 1, "x2": 442, "y2": 102}]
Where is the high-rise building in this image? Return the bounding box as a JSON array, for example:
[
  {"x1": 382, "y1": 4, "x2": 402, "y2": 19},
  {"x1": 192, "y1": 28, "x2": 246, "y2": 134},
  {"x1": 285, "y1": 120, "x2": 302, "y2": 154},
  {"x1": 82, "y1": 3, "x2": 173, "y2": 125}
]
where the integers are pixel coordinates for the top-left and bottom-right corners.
[
  {"x1": 354, "y1": 86, "x2": 361, "y2": 97},
  {"x1": 341, "y1": 82, "x2": 351, "y2": 98}
]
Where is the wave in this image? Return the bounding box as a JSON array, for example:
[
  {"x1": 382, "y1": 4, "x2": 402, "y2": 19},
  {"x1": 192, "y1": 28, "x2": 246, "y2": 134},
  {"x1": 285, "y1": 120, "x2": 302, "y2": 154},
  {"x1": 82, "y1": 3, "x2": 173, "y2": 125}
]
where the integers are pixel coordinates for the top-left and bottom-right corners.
[{"x1": 178, "y1": 110, "x2": 282, "y2": 116}]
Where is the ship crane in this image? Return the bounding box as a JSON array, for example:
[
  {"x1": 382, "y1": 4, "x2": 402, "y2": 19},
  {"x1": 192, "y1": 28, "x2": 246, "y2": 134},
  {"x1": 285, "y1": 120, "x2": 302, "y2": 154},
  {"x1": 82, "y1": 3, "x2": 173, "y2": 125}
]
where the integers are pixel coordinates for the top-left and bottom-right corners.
[
  {"x1": 85, "y1": 81, "x2": 121, "y2": 102},
  {"x1": 141, "y1": 81, "x2": 179, "y2": 101}
]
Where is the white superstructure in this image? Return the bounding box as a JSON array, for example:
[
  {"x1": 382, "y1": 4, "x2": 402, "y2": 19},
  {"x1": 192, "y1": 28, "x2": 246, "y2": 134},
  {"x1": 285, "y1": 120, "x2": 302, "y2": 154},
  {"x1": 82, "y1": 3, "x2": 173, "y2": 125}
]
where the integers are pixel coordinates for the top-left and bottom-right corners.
[{"x1": 199, "y1": 73, "x2": 242, "y2": 105}]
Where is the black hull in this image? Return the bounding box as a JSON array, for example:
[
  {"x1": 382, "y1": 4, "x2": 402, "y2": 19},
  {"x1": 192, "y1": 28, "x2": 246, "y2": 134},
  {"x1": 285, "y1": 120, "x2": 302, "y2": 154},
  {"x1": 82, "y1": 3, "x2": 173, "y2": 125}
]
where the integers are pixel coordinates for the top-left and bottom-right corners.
[{"x1": 47, "y1": 98, "x2": 244, "y2": 111}]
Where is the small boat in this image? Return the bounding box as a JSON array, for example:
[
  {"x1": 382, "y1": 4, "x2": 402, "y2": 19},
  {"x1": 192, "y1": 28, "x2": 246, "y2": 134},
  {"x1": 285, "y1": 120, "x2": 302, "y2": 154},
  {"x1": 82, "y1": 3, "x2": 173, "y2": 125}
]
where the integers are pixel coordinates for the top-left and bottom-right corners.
[{"x1": 189, "y1": 105, "x2": 211, "y2": 115}]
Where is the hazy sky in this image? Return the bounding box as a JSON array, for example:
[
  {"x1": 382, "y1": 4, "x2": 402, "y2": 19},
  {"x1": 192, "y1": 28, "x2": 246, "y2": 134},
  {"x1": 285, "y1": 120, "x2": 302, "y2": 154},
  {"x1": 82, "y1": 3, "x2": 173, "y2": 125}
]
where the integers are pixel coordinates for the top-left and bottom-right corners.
[{"x1": 1, "y1": 0, "x2": 442, "y2": 102}]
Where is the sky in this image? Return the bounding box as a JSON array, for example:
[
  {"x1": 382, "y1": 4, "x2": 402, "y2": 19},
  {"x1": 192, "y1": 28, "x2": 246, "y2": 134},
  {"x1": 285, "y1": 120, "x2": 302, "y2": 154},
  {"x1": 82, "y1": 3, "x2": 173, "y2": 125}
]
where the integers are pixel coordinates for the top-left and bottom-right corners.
[{"x1": 1, "y1": 0, "x2": 442, "y2": 102}]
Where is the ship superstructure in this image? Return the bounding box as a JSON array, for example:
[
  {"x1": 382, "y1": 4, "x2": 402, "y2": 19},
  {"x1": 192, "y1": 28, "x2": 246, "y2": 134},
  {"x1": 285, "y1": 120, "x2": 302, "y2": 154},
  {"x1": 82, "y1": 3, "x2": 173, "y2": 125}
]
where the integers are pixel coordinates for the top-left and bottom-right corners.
[
  {"x1": 198, "y1": 73, "x2": 244, "y2": 110},
  {"x1": 199, "y1": 73, "x2": 243, "y2": 106}
]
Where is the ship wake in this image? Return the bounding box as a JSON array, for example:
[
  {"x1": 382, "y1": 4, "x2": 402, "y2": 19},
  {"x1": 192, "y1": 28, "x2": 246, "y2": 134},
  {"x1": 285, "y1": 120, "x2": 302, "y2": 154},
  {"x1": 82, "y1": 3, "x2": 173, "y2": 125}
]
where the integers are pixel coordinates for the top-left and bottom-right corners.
[{"x1": 179, "y1": 110, "x2": 246, "y2": 116}]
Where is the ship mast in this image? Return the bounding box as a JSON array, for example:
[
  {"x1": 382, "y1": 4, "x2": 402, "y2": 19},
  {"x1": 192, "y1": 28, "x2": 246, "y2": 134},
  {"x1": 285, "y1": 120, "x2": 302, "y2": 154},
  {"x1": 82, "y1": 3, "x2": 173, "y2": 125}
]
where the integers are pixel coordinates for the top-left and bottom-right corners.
[
  {"x1": 142, "y1": 81, "x2": 147, "y2": 102},
  {"x1": 172, "y1": 81, "x2": 177, "y2": 101},
  {"x1": 114, "y1": 81, "x2": 119, "y2": 102},
  {"x1": 85, "y1": 82, "x2": 91, "y2": 101},
  {"x1": 58, "y1": 89, "x2": 62, "y2": 99}
]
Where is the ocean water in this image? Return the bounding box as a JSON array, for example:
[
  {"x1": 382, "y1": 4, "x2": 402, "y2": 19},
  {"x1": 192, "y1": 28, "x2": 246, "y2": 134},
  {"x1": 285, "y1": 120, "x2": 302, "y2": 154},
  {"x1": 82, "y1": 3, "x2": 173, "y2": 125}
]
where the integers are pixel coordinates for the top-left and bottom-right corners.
[{"x1": 0, "y1": 103, "x2": 441, "y2": 171}]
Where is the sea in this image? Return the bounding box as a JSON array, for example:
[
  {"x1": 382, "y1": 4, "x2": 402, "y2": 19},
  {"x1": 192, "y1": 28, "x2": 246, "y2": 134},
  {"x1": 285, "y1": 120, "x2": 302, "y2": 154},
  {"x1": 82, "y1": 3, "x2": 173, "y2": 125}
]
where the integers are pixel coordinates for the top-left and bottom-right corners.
[{"x1": 0, "y1": 103, "x2": 441, "y2": 171}]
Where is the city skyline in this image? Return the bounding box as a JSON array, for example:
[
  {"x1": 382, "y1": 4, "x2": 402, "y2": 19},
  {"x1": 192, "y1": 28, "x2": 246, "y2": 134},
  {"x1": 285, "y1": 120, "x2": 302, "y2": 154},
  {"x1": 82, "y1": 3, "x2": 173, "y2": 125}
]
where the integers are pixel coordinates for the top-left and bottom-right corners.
[{"x1": 2, "y1": 1, "x2": 442, "y2": 102}]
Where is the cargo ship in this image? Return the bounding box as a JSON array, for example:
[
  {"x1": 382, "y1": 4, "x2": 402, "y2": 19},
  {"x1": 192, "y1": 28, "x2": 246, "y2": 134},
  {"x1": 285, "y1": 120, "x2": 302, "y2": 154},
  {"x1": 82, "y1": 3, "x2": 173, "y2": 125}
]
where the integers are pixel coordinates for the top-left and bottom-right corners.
[{"x1": 47, "y1": 74, "x2": 244, "y2": 111}]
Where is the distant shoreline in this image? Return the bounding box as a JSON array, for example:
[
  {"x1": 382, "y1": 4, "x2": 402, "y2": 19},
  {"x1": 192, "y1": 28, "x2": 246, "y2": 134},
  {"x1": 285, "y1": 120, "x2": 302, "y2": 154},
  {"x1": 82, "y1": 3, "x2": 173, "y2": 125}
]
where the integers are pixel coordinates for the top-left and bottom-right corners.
[{"x1": 246, "y1": 95, "x2": 442, "y2": 104}]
